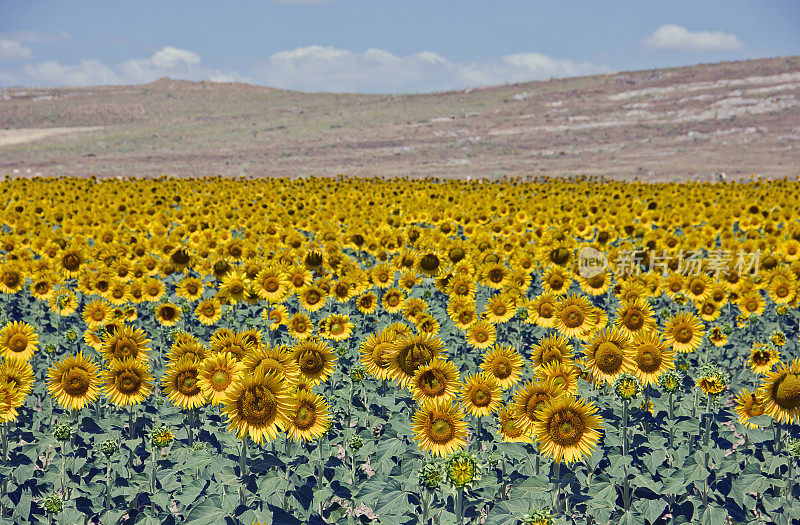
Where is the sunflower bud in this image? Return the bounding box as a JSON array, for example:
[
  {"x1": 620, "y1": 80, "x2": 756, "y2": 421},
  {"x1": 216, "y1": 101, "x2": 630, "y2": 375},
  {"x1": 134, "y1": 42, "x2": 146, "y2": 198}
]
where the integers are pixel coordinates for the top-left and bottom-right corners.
[
  {"x1": 43, "y1": 493, "x2": 62, "y2": 514},
  {"x1": 66, "y1": 329, "x2": 77, "y2": 341},
  {"x1": 418, "y1": 459, "x2": 444, "y2": 491},
  {"x1": 696, "y1": 363, "x2": 728, "y2": 397},
  {"x1": 372, "y1": 424, "x2": 384, "y2": 439},
  {"x1": 788, "y1": 438, "x2": 800, "y2": 458},
  {"x1": 658, "y1": 370, "x2": 681, "y2": 393},
  {"x1": 99, "y1": 440, "x2": 118, "y2": 459},
  {"x1": 349, "y1": 364, "x2": 366, "y2": 383},
  {"x1": 348, "y1": 435, "x2": 363, "y2": 451},
  {"x1": 45, "y1": 343, "x2": 56, "y2": 354},
  {"x1": 53, "y1": 421, "x2": 71, "y2": 442},
  {"x1": 446, "y1": 451, "x2": 479, "y2": 488},
  {"x1": 192, "y1": 442, "x2": 206, "y2": 451},
  {"x1": 521, "y1": 509, "x2": 554, "y2": 525},
  {"x1": 149, "y1": 425, "x2": 174, "y2": 449},
  {"x1": 612, "y1": 372, "x2": 641, "y2": 401}
]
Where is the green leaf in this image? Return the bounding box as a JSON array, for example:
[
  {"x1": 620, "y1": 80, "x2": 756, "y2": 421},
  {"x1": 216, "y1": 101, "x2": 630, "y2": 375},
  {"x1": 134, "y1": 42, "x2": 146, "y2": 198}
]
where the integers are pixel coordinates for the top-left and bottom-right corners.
[
  {"x1": 375, "y1": 490, "x2": 409, "y2": 516},
  {"x1": 184, "y1": 496, "x2": 230, "y2": 525},
  {"x1": 700, "y1": 505, "x2": 727, "y2": 525},
  {"x1": 375, "y1": 437, "x2": 405, "y2": 474},
  {"x1": 645, "y1": 449, "x2": 666, "y2": 475},
  {"x1": 636, "y1": 498, "x2": 667, "y2": 524},
  {"x1": 661, "y1": 472, "x2": 686, "y2": 495}
]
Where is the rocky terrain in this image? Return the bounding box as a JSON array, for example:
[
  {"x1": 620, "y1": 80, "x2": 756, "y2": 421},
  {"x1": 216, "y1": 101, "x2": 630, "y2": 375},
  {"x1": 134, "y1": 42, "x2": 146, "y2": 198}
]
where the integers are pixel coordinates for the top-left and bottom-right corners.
[{"x1": 1, "y1": 55, "x2": 799, "y2": 181}]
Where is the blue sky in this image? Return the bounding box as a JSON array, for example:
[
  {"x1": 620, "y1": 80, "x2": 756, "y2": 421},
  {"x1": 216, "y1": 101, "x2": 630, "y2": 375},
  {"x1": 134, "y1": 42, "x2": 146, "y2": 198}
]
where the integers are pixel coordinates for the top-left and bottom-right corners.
[{"x1": 1, "y1": 0, "x2": 798, "y2": 93}]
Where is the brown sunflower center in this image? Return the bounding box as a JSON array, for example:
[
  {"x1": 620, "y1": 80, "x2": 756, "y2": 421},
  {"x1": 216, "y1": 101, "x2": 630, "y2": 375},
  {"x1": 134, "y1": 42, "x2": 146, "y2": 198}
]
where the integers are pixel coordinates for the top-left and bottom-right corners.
[
  {"x1": 594, "y1": 342, "x2": 623, "y2": 373},
  {"x1": 492, "y1": 304, "x2": 507, "y2": 316},
  {"x1": 501, "y1": 418, "x2": 523, "y2": 438},
  {"x1": 674, "y1": 325, "x2": 693, "y2": 343},
  {"x1": 488, "y1": 268, "x2": 504, "y2": 283},
  {"x1": 238, "y1": 385, "x2": 278, "y2": 425},
  {"x1": 294, "y1": 403, "x2": 316, "y2": 429},
  {"x1": 753, "y1": 350, "x2": 770, "y2": 366},
  {"x1": 299, "y1": 350, "x2": 325, "y2": 376},
  {"x1": 623, "y1": 310, "x2": 644, "y2": 330},
  {"x1": 492, "y1": 358, "x2": 512, "y2": 379},
  {"x1": 8, "y1": 334, "x2": 28, "y2": 353},
  {"x1": 116, "y1": 370, "x2": 141, "y2": 394},
  {"x1": 113, "y1": 337, "x2": 138, "y2": 359},
  {"x1": 473, "y1": 329, "x2": 489, "y2": 343},
  {"x1": 211, "y1": 370, "x2": 231, "y2": 390},
  {"x1": 539, "y1": 303, "x2": 554, "y2": 318},
  {"x1": 471, "y1": 387, "x2": 491, "y2": 407},
  {"x1": 418, "y1": 369, "x2": 446, "y2": 396},
  {"x1": 176, "y1": 371, "x2": 200, "y2": 396},
  {"x1": 548, "y1": 410, "x2": 586, "y2": 446},
  {"x1": 549, "y1": 275, "x2": 565, "y2": 290},
  {"x1": 186, "y1": 282, "x2": 199, "y2": 294},
  {"x1": 371, "y1": 343, "x2": 391, "y2": 369},
  {"x1": 562, "y1": 306, "x2": 584, "y2": 328},
  {"x1": 62, "y1": 253, "x2": 81, "y2": 271},
  {"x1": 428, "y1": 417, "x2": 455, "y2": 444},
  {"x1": 773, "y1": 373, "x2": 800, "y2": 410},
  {"x1": 525, "y1": 393, "x2": 548, "y2": 422},
  {"x1": 305, "y1": 291, "x2": 321, "y2": 305},
  {"x1": 62, "y1": 367, "x2": 90, "y2": 396},
  {"x1": 636, "y1": 345, "x2": 661, "y2": 373},
  {"x1": 91, "y1": 309, "x2": 105, "y2": 321},
  {"x1": 399, "y1": 342, "x2": 434, "y2": 376}
]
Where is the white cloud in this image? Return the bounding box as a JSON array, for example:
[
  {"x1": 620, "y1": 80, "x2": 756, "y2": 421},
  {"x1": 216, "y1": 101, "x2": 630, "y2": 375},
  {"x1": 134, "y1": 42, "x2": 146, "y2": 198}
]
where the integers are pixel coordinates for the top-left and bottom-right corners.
[
  {"x1": 23, "y1": 59, "x2": 121, "y2": 86},
  {"x1": 8, "y1": 46, "x2": 250, "y2": 87},
  {"x1": 0, "y1": 30, "x2": 74, "y2": 44},
  {"x1": 254, "y1": 46, "x2": 607, "y2": 93},
  {"x1": 642, "y1": 24, "x2": 745, "y2": 51},
  {"x1": 0, "y1": 39, "x2": 33, "y2": 61}
]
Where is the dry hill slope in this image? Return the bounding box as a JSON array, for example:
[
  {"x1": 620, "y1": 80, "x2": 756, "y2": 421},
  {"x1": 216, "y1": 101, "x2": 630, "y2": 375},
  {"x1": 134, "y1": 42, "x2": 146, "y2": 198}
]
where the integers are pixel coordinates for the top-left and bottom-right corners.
[{"x1": 1, "y1": 55, "x2": 799, "y2": 181}]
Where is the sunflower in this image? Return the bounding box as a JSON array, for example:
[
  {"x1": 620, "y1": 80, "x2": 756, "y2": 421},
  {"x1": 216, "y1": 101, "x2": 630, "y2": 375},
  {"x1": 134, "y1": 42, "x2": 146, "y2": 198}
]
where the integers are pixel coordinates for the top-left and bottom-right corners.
[
  {"x1": 734, "y1": 389, "x2": 765, "y2": 429},
  {"x1": 662, "y1": 311, "x2": 705, "y2": 353},
  {"x1": 527, "y1": 293, "x2": 558, "y2": 328},
  {"x1": 0, "y1": 357, "x2": 34, "y2": 398},
  {"x1": 243, "y1": 345, "x2": 300, "y2": 386},
  {"x1": 253, "y1": 266, "x2": 289, "y2": 303},
  {"x1": 102, "y1": 357, "x2": 154, "y2": 407},
  {"x1": 219, "y1": 271, "x2": 249, "y2": 304},
  {"x1": 0, "y1": 381, "x2": 21, "y2": 423},
  {"x1": 222, "y1": 370, "x2": 292, "y2": 444},
  {"x1": 195, "y1": 298, "x2": 222, "y2": 325},
  {"x1": 167, "y1": 339, "x2": 208, "y2": 364},
  {"x1": 100, "y1": 324, "x2": 151, "y2": 363},
  {"x1": 198, "y1": 352, "x2": 245, "y2": 406},
  {"x1": 58, "y1": 249, "x2": 84, "y2": 278},
  {"x1": 480, "y1": 262, "x2": 509, "y2": 289},
  {"x1": 402, "y1": 297, "x2": 429, "y2": 324},
  {"x1": 293, "y1": 338, "x2": 337, "y2": 386},
  {"x1": 452, "y1": 305, "x2": 478, "y2": 331},
  {"x1": 708, "y1": 326, "x2": 728, "y2": 347},
  {"x1": 748, "y1": 343, "x2": 780, "y2": 375},
  {"x1": 767, "y1": 276, "x2": 796, "y2": 305},
  {"x1": 298, "y1": 284, "x2": 329, "y2": 313},
  {"x1": 49, "y1": 290, "x2": 78, "y2": 316},
  {"x1": 0, "y1": 264, "x2": 24, "y2": 294},
  {"x1": 458, "y1": 372, "x2": 501, "y2": 417},
  {"x1": 737, "y1": 291, "x2": 765, "y2": 318},
  {"x1": 536, "y1": 362, "x2": 580, "y2": 396},
  {"x1": 263, "y1": 305, "x2": 288, "y2": 330},
  {"x1": 533, "y1": 395, "x2": 603, "y2": 464},
  {"x1": 356, "y1": 291, "x2": 378, "y2": 315},
  {"x1": 411, "y1": 399, "x2": 468, "y2": 457},
  {"x1": 162, "y1": 358, "x2": 208, "y2": 410},
  {"x1": 529, "y1": 334, "x2": 572, "y2": 369},
  {"x1": 0, "y1": 321, "x2": 39, "y2": 361},
  {"x1": 142, "y1": 277, "x2": 166, "y2": 303},
  {"x1": 381, "y1": 288, "x2": 406, "y2": 314},
  {"x1": 209, "y1": 329, "x2": 253, "y2": 361},
  {"x1": 46, "y1": 351, "x2": 102, "y2": 411},
  {"x1": 82, "y1": 299, "x2": 112, "y2": 330},
  {"x1": 387, "y1": 333, "x2": 444, "y2": 387},
  {"x1": 448, "y1": 275, "x2": 475, "y2": 301},
  {"x1": 286, "y1": 390, "x2": 332, "y2": 443},
  {"x1": 359, "y1": 330, "x2": 396, "y2": 381},
  {"x1": 541, "y1": 265, "x2": 572, "y2": 296},
  {"x1": 553, "y1": 294, "x2": 595, "y2": 339},
  {"x1": 484, "y1": 293, "x2": 516, "y2": 324},
  {"x1": 465, "y1": 320, "x2": 497, "y2": 350},
  {"x1": 480, "y1": 345, "x2": 525, "y2": 390},
  {"x1": 176, "y1": 277, "x2": 205, "y2": 301},
  {"x1": 409, "y1": 358, "x2": 460, "y2": 403},
  {"x1": 582, "y1": 328, "x2": 634, "y2": 385},
  {"x1": 697, "y1": 300, "x2": 722, "y2": 322},
  {"x1": 613, "y1": 299, "x2": 656, "y2": 339},
  {"x1": 578, "y1": 271, "x2": 611, "y2": 296},
  {"x1": 496, "y1": 406, "x2": 533, "y2": 443},
  {"x1": 509, "y1": 379, "x2": 563, "y2": 433},
  {"x1": 629, "y1": 331, "x2": 674, "y2": 386},
  {"x1": 319, "y1": 314, "x2": 354, "y2": 341},
  {"x1": 684, "y1": 274, "x2": 713, "y2": 303},
  {"x1": 287, "y1": 312, "x2": 314, "y2": 340}
]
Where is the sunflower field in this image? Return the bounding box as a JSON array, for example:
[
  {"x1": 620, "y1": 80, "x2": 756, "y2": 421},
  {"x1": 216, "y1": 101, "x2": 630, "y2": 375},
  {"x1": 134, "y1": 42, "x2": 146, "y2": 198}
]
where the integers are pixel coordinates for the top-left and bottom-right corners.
[{"x1": 0, "y1": 175, "x2": 798, "y2": 525}]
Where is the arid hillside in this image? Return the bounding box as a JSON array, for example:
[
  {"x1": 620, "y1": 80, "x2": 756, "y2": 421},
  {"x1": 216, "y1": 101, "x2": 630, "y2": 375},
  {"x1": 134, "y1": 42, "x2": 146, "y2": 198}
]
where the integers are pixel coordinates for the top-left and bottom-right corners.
[{"x1": 1, "y1": 55, "x2": 799, "y2": 181}]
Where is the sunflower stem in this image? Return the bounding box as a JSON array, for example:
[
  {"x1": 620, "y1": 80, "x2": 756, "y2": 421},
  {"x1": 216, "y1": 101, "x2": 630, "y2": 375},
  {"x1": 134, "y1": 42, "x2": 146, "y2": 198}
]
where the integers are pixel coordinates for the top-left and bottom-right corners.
[
  {"x1": 150, "y1": 447, "x2": 158, "y2": 516},
  {"x1": 239, "y1": 437, "x2": 248, "y2": 507},
  {"x1": 422, "y1": 489, "x2": 430, "y2": 524},
  {"x1": 668, "y1": 392, "x2": 675, "y2": 448},
  {"x1": 643, "y1": 387, "x2": 650, "y2": 434},
  {"x1": 500, "y1": 453, "x2": 507, "y2": 500},
  {"x1": 60, "y1": 443, "x2": 66, "y2": 501},
  {"x1": 475, "y1": 417, "x2": 482, "y2": 451},
  {"x1": 788, "y1": 452, "x2": 794, "y2": 506},
  {"x1": 105, "y1": 459, "x2": 112, "y2": 515},
  {"x1": 552, "y1": 460, "x2": 561, "y2": 514},
  {"x1": 455, "y1": 488, "x2": 463, "y2": 524},
  {"x1": 774, "y1": 422, "x2": 782, "y2": 498},
  {"x1": 535, "y1": 454, "x2": 540, "y2": 477},
  {"x1": 381, "y1": 379, "x2": 388, "y2": 419}
]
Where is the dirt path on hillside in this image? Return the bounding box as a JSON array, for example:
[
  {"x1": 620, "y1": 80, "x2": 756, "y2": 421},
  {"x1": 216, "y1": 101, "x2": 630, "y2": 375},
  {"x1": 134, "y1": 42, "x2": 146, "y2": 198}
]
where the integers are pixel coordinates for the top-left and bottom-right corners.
[{"x1": 0, "y1": 127, "x2": 102, "y2": 147}]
